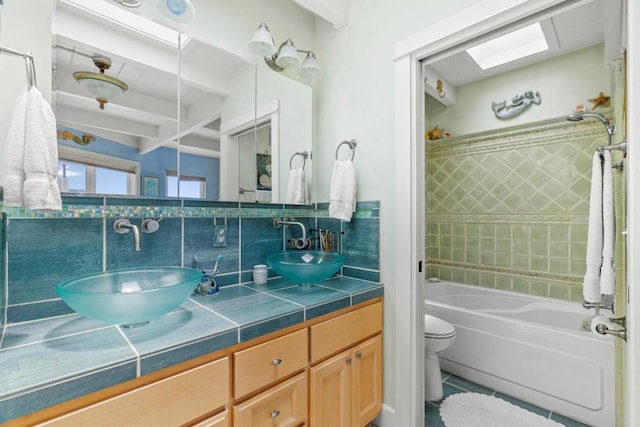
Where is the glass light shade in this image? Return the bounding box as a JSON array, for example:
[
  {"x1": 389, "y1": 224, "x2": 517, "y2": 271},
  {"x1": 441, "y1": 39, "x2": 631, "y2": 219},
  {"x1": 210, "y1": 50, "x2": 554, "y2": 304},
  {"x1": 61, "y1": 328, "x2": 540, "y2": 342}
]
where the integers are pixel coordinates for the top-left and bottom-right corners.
[
  {"x1": 249, "y1": 23, "x2": 276, "y2": 56},
  {"x1": 275, "y1": 39, "x2": 300, "y2": 69},
  {"x1": 157, "y1": 0, "x2": 196, "y2": 23},
  {"x1": 73, "y1": 72, "x2": 128, "y2": 109},
  {"x1": 299, "y1": 52, "x2": 322, "y2": 79}
]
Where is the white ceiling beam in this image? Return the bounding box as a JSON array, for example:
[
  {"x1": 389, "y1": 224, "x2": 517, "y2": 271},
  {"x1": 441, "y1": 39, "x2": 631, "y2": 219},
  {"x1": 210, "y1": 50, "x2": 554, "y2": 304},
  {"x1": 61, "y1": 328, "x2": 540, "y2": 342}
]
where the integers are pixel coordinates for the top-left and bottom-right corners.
[
  {"x1": 292, "y1": 0, "x2": 348, "y2": 29},
  {"x1": 56, "y1": 76, "x2": 180, "y2": 122},
  {"x1": 138, "y1": 96, "x2": 221, "y2": 154},
  {"x1": 55, "y1": 4, "x2": 178, "y2": 76},
  {"x1": 56, "y1": 104, "x2": 158, "y2": 138},
  {"x1": 57, "y1": 122, "x2": 141, "y2": 149},
  {"x1": 190, "y1": 127, "x2": 220, "y2": 139},
  {"x1": 179, "y1": 144, "x2": 220, "y2": 159},
  {"x1": 180, "y1": 57, "x2": 232, "y2": 96},
  {"x1": 180, "y1": 96, "x2": 223, "y2": 137},
  {"x1": 139, "y1": 120, "x2": 178, "y2": 155}
]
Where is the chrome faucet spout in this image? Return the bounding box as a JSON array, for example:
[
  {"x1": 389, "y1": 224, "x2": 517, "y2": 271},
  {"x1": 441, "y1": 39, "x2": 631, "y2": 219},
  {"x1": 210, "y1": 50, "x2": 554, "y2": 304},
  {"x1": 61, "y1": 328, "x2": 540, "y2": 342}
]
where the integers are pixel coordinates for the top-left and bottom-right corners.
[
  {"x1": 113, "y1": 218, "x2": 141, "y2": 251},
  {"x1": 273, "y1": 217, "x2": 307, "y2": 240}
]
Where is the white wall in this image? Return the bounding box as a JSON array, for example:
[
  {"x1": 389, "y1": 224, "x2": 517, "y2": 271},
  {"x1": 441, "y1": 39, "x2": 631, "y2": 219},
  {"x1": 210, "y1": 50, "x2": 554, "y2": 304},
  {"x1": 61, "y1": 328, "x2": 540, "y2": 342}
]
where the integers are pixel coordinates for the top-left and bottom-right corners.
[
  {"x1": 311, "y1": 0, "x2": 484, "y2": 421},
  {"x1": 426, "y1": 44, "x2": 610, "y2": 136},
  {"x1": 0, "y1": 0, "x2": 53, "y2": 160}
]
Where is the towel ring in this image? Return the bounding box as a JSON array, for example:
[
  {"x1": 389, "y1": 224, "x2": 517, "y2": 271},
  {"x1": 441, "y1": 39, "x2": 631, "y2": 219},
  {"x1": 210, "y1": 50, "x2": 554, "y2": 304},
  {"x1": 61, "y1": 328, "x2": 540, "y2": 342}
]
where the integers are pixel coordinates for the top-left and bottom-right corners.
[
  {"x1": 335, "y1": 139, "x2": 357, "y2": 161},
  {"x1": 289, "y1": 151, "x2": 309, "y2": 170}
]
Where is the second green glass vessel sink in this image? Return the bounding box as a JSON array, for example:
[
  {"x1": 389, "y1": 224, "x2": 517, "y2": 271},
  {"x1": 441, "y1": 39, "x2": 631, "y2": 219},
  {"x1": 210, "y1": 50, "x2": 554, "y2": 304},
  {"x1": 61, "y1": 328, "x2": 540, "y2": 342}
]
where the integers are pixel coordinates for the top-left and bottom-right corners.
[{"x1": 266, "y1": 251, "x2": 346, "y2": 284}]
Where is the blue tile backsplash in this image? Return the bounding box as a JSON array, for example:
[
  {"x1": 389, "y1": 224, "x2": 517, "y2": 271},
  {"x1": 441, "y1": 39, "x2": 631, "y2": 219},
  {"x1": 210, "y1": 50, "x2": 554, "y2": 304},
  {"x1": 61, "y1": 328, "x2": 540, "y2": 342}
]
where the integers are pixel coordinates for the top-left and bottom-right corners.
[{"x1": 1, "y1": 198, "x2": 380, "y2": 324}]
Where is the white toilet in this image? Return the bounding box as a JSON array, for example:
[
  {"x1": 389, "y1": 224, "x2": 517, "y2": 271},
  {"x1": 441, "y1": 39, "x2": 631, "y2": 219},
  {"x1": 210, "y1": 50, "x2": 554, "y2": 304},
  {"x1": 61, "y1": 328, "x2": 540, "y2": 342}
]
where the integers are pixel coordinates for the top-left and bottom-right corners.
[{"x1": 424, "y1": 314, "x2": 456, "y2": 402}]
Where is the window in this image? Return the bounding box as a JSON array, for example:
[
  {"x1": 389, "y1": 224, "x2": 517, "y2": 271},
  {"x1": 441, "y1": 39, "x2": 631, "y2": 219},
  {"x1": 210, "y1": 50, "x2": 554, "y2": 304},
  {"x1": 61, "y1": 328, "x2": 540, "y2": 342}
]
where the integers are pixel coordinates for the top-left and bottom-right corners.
[
  {"x1": 166, "y1": 170, "x2": 206, "y2": 198},
  {"x1": 58, "y1": 146, "x2": 140, "y2": 196}
]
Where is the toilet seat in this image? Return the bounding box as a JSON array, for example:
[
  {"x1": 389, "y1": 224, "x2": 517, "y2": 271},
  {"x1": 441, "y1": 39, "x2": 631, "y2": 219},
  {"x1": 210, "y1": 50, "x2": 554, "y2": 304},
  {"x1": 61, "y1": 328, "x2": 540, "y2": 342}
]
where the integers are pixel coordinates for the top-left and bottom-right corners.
[{"x1": 424, "y1": 314, "x2": 455, "y2": 339}]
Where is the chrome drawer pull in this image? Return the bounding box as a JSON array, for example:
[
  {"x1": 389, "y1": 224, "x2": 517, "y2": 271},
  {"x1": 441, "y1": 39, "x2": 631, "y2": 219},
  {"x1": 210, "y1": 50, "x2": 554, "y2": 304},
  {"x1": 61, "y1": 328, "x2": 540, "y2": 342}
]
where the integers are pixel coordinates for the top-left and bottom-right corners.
[
  {"x1": 272, "y1": 358, "x2": 282, "y2": 366},
  {"x1": 356, "y1": 351, "x2": 362, "y2": 359},
  {"x1": 346, "y1": 356, "x2": 352, "y2": 365},
  {"x1": 271, "y1": 410, "x2": 280, "y2": 418}
]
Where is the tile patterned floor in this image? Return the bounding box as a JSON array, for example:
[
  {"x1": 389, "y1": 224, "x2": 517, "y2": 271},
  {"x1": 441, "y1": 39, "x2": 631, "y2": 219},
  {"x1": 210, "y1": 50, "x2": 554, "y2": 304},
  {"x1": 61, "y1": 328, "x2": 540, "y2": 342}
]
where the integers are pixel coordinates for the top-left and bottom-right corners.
[{"x1": 425, "y1": 372, "x2": 592, "y2": 427}]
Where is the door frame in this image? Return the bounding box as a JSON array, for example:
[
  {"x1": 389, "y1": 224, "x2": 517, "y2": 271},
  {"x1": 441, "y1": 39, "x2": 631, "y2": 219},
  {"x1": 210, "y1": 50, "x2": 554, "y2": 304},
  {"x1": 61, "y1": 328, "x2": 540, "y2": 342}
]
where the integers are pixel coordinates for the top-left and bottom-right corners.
[{"x1": 392, "y1": 0, "x2": 637, "y2": 425}]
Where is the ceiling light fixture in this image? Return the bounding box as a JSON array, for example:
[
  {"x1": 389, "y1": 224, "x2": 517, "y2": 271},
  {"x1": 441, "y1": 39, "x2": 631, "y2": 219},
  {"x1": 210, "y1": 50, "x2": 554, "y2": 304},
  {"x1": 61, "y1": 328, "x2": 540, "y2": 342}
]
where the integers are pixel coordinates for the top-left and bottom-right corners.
[
  {"x1": 466, "y1": 22, "x2": 549, "y2": 70},
  {"x1": 248, "y1": 22, "x2": 322, "y2": 80},
  {"x1": 157, "y1": 0, "x2": 196, "y2": 23},
  {"x1": 73, "y1": 55, "x2": 128, "y2": 110},
  {"x1": 112, "y1": 0, "x2": 142, "y2": 8}
]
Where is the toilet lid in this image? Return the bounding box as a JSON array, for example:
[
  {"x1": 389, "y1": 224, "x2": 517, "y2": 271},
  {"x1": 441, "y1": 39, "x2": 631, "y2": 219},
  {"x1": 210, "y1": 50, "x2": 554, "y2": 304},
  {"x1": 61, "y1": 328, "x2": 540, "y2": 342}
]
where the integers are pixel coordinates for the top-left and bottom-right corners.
[{"x1": 424, "y1": 314, "x2": 455, "y2": 337}]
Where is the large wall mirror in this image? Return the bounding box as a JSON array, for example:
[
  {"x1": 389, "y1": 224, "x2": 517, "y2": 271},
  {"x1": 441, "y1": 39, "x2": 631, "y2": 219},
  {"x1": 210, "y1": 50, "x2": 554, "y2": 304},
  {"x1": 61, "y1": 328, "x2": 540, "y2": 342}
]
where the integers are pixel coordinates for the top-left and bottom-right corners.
[{"x1": 53, "y1": 0, "x2": 313, "y2": 204}]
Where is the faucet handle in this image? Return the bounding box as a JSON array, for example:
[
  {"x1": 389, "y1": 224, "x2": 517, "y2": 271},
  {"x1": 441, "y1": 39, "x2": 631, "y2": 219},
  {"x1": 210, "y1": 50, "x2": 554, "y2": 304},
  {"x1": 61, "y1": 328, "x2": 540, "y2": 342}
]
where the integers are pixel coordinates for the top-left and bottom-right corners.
[{"x1": 141, "y1": 218, "x2": 160, "y2": 233}]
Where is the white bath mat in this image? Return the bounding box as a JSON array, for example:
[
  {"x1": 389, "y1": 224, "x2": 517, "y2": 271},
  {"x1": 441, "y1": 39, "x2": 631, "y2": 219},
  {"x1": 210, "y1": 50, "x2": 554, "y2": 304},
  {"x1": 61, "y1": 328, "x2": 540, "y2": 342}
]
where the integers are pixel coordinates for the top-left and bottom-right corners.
[{"x1": 439, "y1": 392, "x2": 564, "y2": 427}]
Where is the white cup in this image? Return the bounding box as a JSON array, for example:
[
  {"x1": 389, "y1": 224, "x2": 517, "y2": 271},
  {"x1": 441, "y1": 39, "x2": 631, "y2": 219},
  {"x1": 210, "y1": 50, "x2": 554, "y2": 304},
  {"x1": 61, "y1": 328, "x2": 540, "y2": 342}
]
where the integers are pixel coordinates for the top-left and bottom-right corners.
[{"x1": 253, "y1": 264, "x2": 268, "y2": 285}]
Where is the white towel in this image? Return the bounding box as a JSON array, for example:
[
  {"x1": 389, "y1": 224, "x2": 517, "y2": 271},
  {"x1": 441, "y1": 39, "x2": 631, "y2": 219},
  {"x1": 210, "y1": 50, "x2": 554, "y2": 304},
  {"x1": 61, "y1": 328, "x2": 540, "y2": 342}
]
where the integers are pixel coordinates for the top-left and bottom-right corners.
[
  {"x1": 583, "y1": 152, "x2": 603, "y2": 304},
  {"x1": 600, "y1": 150, "x2": 616, "y2": 295},
  {"x1": 1, "y1": 86, "x2": 29, "y2": 207},
  {"x1": 329, "y1": 160, "x2": 356, "y2": 221},
  {"x1": 286, "y1": 168, "x2": 308, "y2": 204},
  {"x1": 1, "y1": 86, "x2": 61, "y2": 211}
]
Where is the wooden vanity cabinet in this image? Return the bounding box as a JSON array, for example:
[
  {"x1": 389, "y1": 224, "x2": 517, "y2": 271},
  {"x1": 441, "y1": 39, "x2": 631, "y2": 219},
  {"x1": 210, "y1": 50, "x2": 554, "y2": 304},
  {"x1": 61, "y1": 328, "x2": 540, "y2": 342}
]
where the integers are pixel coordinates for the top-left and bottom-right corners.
[
  {"x1": 309, "y1": 302, "x2": 383, "y2": 427},
  {"x1": 20, "y1": 299, "x2": 382, "y2": 427}
]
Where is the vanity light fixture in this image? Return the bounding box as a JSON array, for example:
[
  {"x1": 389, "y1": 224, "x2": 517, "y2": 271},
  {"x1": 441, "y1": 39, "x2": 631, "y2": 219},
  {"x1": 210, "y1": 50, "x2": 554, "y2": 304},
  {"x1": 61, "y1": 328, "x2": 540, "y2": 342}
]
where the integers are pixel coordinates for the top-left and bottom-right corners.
[
  {"x1": 73, "y1": 55, "x2": 128, "y2": 110},
  {"x1": 248, "y1": 22, "x2": 322, "y2": 80}
]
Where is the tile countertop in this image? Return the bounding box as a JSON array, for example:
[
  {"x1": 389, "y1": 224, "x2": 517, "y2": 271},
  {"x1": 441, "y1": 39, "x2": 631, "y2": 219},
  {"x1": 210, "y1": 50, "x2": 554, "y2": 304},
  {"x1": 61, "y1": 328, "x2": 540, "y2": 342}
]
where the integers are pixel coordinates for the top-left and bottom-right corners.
[{"x1": 0, "y1": 276, "x2": 384, "y2": 423}]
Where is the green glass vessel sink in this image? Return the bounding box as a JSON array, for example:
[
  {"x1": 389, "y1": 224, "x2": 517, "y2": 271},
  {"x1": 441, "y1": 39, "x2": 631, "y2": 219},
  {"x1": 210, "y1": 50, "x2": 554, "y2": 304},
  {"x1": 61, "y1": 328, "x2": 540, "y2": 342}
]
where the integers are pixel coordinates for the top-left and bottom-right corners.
[
  {"x1": 56, "y1": 267, "x2": 203, "y2": 327},
  {"x1": 265, "y1": 251, "x2": 346, "y2": 284}
]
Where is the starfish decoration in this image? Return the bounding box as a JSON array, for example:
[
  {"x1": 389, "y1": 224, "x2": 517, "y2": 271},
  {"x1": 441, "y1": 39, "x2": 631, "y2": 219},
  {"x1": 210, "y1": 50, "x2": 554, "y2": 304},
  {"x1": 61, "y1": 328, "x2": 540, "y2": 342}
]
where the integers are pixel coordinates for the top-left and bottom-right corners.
[{"x1": 588, "y1": 92, "x2": 611, "y2": 110}]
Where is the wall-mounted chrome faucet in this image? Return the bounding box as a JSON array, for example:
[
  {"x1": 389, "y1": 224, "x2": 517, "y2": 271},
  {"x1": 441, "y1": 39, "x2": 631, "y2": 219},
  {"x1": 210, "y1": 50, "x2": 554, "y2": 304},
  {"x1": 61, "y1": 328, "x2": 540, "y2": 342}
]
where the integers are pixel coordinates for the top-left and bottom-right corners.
[
  {"x1": 113, "y1": 218, "x2": 141, "y2": 251},
  {"x1": 273, "y1": 217, "x2": 309, "y2": 249}
]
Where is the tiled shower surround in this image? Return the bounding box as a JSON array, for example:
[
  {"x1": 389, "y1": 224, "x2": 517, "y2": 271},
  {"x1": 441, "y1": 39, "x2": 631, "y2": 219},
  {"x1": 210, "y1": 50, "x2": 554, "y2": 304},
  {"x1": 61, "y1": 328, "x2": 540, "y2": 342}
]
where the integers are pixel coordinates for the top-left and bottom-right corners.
[
  {"x1": 425, "y1": 115, "x2": 625, "y2": 302},
  {"x1": 0, "y1": 198, "x2": 379, "y2": 325}
]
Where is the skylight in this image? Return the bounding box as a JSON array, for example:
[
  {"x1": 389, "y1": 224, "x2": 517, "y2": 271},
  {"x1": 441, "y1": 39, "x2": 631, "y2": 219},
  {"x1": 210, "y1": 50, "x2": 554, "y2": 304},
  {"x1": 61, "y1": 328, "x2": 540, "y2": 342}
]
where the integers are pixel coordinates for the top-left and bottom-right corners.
[{"x1": 466, "y1": 22, "x2": 549, "y2": 70}]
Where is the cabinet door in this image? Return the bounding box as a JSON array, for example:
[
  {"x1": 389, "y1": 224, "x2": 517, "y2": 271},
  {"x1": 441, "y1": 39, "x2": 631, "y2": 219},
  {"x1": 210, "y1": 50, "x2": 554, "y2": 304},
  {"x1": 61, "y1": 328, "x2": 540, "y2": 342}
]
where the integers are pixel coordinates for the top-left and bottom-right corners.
[
  {"x1": 309, "y1": 349, "x2": 352, "y2": 427},
  {"x1": 191, "y1": 410, "x2": 228, "y2": 427},
  {"x1": 233, "y1": 373, "x2": 307, "y2": 427},
  {"x1": 351, "y1": 335, "x2": 382, "y2": 427}
]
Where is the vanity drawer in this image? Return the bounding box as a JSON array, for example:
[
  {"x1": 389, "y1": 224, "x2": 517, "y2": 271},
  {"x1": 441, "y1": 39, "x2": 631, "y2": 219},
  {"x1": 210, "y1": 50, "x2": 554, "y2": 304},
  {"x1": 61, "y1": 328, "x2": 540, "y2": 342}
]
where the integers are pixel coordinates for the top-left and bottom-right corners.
[
  {"x1": 191, "y1": 409, "x2": 228, "y2": 427},
  {"x1": 310, "y1": 302, "x2": 382, "y2": 363},
  {"x1": 234, "y1": 329, "x2": 308, "y2": 398},
  {"x1": 40, "y1": 357, "x2": 229, "y2": 426},
  {"x1": 233, "y1": 373, "x2": 307, "y2": 427}
]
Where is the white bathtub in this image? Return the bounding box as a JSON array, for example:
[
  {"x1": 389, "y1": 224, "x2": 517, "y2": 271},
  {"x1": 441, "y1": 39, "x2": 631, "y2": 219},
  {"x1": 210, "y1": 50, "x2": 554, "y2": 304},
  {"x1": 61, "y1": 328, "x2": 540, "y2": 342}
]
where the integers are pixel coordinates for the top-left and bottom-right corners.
[{"x1": 424, "y1": 280, "x2": 615, "y2": 427}]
